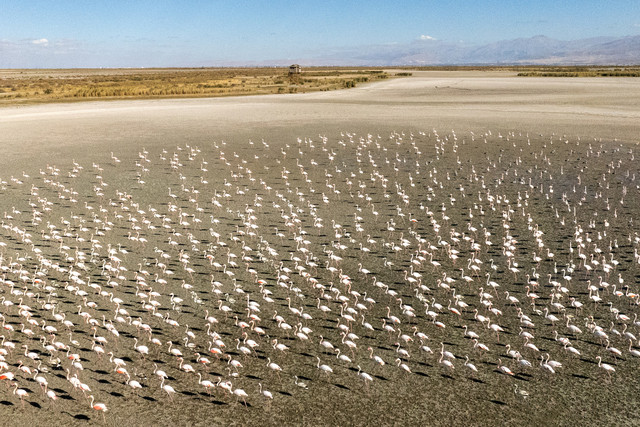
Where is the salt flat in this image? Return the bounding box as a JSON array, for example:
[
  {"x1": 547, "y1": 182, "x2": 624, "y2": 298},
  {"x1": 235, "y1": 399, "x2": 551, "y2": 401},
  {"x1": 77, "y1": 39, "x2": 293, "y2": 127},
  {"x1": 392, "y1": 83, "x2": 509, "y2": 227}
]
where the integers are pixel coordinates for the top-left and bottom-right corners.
[
  {"x1": 0, "y1": 73, "x2": 639, "y2": 426},
  {"x1": 1, "y1": 72, "x2": 639, "y2": 176}
]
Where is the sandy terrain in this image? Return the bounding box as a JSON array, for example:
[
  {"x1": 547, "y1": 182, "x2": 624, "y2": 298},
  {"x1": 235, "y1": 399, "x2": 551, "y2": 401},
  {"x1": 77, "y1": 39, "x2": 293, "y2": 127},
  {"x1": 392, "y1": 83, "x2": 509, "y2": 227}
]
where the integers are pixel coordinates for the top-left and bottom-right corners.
[
  {"x1": 0, "y1": 73, "x2": 639, "y2": 426},
  {"x1": 1, "y1": 72, "x2": 639, "y2": 177}
]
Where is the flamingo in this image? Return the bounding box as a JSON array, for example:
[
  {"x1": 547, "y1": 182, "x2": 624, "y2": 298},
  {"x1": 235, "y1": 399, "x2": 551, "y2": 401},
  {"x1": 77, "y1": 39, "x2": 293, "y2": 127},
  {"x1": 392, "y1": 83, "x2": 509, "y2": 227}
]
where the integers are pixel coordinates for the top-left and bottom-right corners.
[
  {"x1": 316, "y1": 357, "x2": 334, "y2": 374},
  {"x1": 357, "y1": 365, "x2": 373, "y2": 388},
  {"x1": 596, "y1": 356, "x2": 615, "y2": 380},
  {"x1": 13, "y1": 383, "x2": 28, "y2": 406},
  {"x1": 497, "y1": 358, "x2": 515, "y2": 376},
  {"x1": 89, "y1": 395, "x2": 108, "y2": 421},
  {"x1": 197, "y1": 373, "x2": 215, "y2": 393},
  {"x1": 514, "y1": 384, "x2": 530, "y2": 399},
  {"x1": 160, "y1": 377, "x2": 176, "y2": 400}
]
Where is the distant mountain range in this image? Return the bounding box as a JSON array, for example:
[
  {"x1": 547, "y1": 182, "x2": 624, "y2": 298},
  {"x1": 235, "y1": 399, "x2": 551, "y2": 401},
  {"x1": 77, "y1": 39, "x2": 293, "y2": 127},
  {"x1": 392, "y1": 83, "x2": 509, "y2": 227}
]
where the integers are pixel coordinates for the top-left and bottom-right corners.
[{"x1": 290, "y1": 35, "x2": 640, "y2": 66}]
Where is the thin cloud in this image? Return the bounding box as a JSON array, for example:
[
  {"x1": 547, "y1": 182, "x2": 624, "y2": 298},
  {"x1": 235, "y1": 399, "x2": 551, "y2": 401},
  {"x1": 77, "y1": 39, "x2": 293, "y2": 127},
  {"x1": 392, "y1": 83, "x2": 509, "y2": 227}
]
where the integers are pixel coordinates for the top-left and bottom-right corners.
[
  {"x1": 32, "y1": 38, "x2": 49, "y2": 46},
  {"x1": 0, "y1": 38, "x2": 91, "y2": 67},
  {"x1": 420, "y1": 35, "x2": 437, "y2": 41}
]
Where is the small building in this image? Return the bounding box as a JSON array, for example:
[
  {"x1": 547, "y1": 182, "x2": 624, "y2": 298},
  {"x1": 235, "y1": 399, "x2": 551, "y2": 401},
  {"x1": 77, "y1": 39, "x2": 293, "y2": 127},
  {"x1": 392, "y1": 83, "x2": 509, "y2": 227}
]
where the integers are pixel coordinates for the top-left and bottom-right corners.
[{"x1": 289, "y1": 64, "x2": 301, "y2": 74}]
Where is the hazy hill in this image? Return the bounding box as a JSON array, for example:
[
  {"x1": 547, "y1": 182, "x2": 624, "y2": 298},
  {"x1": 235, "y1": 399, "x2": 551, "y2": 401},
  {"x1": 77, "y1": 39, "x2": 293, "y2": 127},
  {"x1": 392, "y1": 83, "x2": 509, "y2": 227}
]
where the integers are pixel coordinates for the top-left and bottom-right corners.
[{"x1": 298, "y1": 35, "x2": 640, "y2": 66}]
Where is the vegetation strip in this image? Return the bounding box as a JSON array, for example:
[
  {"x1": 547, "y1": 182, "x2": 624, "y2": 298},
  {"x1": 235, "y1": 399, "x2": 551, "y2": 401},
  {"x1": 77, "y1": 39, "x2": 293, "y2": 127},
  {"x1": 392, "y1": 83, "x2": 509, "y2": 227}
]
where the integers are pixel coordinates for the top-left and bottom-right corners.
[{"x1": 0, "y1": 67, "x2": 391, "y2": 105}]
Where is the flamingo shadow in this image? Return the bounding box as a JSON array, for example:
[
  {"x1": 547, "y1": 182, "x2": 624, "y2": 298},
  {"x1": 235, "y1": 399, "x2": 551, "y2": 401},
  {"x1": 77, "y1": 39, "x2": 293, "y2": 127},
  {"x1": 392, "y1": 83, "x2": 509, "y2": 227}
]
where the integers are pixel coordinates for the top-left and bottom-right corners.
[
  {"x1": 571, "y1": 373, "x2": 590, "y2": 380},
  {"x1": 73, "y1": 414, "x2": 90, "y2": 420}
]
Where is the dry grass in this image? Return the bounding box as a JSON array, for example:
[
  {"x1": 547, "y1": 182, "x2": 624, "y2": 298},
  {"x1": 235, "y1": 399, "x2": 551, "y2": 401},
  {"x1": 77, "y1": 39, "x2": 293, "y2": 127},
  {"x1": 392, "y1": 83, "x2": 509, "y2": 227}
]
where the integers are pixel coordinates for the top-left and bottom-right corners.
[{"x1": 0, "y1": 67, "x2": 391, "y2": 105}]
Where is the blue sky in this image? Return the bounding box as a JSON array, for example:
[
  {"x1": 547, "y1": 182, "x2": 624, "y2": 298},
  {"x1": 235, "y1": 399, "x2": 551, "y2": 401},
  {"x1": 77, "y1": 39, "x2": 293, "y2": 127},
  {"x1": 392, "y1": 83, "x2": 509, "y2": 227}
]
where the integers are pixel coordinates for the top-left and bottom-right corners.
[{"x1": 1, "y1": 1, "x2": 639, "y2": 67}]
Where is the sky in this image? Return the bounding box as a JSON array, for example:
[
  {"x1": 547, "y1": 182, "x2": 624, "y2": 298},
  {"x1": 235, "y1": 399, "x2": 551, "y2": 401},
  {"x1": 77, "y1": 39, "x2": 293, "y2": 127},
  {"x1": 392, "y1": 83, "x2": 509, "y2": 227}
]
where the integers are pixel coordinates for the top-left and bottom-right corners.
[{"x1": 1, "y1": 0, "x2": 639, "y2": 68}]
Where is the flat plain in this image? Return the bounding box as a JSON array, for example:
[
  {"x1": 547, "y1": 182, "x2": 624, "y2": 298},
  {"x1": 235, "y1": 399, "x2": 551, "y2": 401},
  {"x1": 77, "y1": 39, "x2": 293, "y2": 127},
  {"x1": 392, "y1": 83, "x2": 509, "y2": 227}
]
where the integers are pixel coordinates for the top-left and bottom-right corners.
[{"x1": 0, "y1": 71, "x2": 639, "y2": 426}]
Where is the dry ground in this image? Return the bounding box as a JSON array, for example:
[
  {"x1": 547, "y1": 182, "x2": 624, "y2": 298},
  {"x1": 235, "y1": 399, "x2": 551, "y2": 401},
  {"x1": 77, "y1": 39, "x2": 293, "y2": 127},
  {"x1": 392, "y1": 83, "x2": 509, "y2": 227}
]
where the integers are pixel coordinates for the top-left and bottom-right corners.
[{"x1": 0, "y1": 73, "x2": 639, "y2": 426}]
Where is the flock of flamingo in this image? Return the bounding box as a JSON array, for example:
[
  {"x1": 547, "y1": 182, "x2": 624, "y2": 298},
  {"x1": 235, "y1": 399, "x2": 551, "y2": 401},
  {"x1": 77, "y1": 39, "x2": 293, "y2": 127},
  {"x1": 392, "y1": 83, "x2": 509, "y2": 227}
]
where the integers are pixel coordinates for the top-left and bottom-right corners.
[{"x1": 0, "y1": 129, "x2": 638, "y2": 421}]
